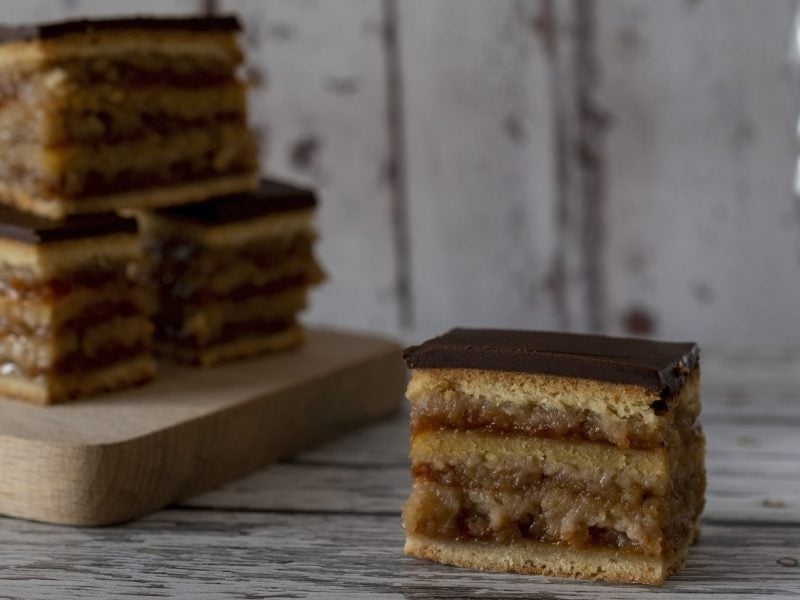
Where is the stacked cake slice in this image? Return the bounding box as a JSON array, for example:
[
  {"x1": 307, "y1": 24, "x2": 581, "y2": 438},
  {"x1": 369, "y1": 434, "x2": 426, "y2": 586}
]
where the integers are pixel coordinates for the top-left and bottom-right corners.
[
  {"x1": 0, "y1": 208, "x2": 155, "y2": 404},
  {"x1": 0, "y1": 14, "x2": 327, "y2": 403},
  {"x1": 0, "y1": 12, "x2": 329, "y2": 405},
  {"x1": 0, "y1": 16, "x2": 257, "y2": 219},
  {"x1": 139, "y1": 179, "x2": 324, "y2": 366},
  {"x1": 402, "y1": 329, "x2": 705, "y2": 585}
]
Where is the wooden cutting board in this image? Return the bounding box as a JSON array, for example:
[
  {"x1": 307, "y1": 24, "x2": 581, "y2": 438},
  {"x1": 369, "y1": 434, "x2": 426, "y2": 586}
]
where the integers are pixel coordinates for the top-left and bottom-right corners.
[{"x1": 0, "y1": 328, "x2": 406, "y2": 526}]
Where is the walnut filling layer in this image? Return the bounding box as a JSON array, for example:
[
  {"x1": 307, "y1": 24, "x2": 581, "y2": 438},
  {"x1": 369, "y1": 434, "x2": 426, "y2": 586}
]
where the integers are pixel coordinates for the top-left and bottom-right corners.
[
  {"x1": 0, "y1": 298, "x2": 145, "y2": 337},
  {"x1": 155, "y1": 287, "x2": 308, "y2": 351},
  {"x1": 412, "y1": 463, "x2": 659, "y2": 504},
  {"x1": 0, "y1": 261, "x2": 143, "y2": 302},
  {"x1": 406, "y1": 432, "x2": 704, "y2": 559},
  {"x1": 0, "y1": 83, "x2": 247, "y2": 145},
  {"x1": 406, "y1": 420, "x2": 705, "y2": 566},
  {"x1": 162, "y1": 315, "x2": 297, "y2": 350},
  {"x1": 0, "y1": 54, "x2": 241, "y2": 101},
  {"x1": 0, "y1": 313, "x2": 152, "y2": 374},
  {"x1": 410, "y1": 372, "x2": 700, "y2": 449},
  {"x1": 403, "y1": 480, "x2": 667, "y2": 556},
  {"x1": 0, "y1": 339, "x2": 151, "y2": 379},
  {"x1": 153, "y1": 274, "x2": 312, "y2": 341},
  {"x1": 0, "y1": 124, "x2": 256, "y2": 198}
]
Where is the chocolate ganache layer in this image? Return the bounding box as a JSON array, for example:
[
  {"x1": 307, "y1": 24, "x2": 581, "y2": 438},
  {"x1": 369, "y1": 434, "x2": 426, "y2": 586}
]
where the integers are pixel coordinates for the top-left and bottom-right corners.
[
  {"x1": 403, "y1": 329, "x2": 699, "y2": 398},
  {"x1": 151, "y1": 179, "x2": 317, "y2": 225},
  {"x1": 0, "y1": 206, "x2": 136, "y2": 243},
  {"x1": 0, "y1": 15, "x2": 241, "y2": 44}
]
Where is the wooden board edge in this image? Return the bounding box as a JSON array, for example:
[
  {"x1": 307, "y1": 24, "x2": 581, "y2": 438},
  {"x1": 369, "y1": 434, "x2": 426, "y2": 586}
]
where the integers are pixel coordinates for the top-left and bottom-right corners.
[{"x1": 0, "y1": 345, "x2": 407, "y2": 526}]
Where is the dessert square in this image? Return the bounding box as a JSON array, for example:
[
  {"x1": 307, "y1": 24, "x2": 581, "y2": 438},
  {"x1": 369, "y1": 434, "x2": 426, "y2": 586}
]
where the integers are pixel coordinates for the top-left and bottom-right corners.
[
  {"x1": 139, "y1": 179, "x2": 324, "y2": 366},
  {"x1": 402, "y1": 329, "x2": 705, "y2": 585},
  {"x1": 0, "y1": 207, "x2": 156, "y2": 404},
  {"x1": 0, "y1": 16, "x2": 258, "y2": 219}
]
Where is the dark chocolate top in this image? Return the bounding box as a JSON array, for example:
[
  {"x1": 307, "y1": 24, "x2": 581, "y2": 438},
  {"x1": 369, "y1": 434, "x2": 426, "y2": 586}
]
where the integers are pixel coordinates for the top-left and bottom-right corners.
[
  {"x1": 0, "y1": 15, "x2": 240, "y2": 44},
  {"x1": 0, "y1": 206, "x2": 137, "y2": 244},
  {"x1": 152, "y1": 179, "x2": 317, "y2": 225},
  {"x1": 403, "y1": 329, "x2": 700, "y2": 397}
]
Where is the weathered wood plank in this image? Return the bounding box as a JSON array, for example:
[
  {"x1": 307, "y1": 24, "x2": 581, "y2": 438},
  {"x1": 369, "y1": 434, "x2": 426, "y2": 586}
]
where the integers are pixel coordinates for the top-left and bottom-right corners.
[
  {"x1": 263, "y1": 406, "x2": 410, "y2": 467},
  {"x1": 0, "y1": 511, "x2": 796, "y2": 598},
  {"x1": 399, "y1": 0, "x2": 569, "y2": 339},
  {"x1": 184, "y1": 462, "x2": 410, "y2": 514},
  {"x1": 597, "y1": 0, "x2": 800, "y2": 342},
  {"x1": 221, "y1": 0, "x2": 402, "y2": 336},
  {"x1": 696, "y1": 347, "x2": 800, "y2": 424}
]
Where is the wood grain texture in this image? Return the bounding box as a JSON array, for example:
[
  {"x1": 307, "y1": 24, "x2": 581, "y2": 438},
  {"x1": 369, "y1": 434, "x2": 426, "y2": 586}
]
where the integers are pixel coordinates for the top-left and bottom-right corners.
[
  {"x1": 221, "y1": 0, "x2": 402, "y2": 337},
  {"x1": 398, "y1": 0, "x2": 569, "y2": 339},
  {"x1": 597, "y1": 0, "x2": 800, "y2": 343},
  {"x1": 0, "y1": 329, "x2": 405, "y2": 526}
]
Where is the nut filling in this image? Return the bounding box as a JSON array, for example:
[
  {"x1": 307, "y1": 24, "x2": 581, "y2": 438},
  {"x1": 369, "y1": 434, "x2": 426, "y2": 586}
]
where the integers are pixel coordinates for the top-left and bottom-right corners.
[
  {"x1": 403, "y1": 480, "x2": 665, "y2": 555},
  {"x1": 410, "y1": 380, "x2": 699, "y2": 450},
  {"x1": 405, "y1": 444, "x2": 704, "y2": 560}
]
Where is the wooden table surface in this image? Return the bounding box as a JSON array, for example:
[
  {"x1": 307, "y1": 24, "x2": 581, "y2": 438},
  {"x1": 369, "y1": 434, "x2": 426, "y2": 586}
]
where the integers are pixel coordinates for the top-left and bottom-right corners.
[{"x1": 0, "y1": 348, "x2": 798, "y2": 599}]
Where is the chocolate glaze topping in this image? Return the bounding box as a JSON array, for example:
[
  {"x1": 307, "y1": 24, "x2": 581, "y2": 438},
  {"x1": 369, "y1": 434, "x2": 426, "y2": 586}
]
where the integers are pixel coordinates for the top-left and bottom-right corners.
[
  {"x1": 152, "y1": 179, "x2": 317, "y2": 225},
  {"x1": 0, "y1": 15, "x2": 240, "y2": 44},
  {"x1": 0, "y1": 206, "x2": 137, "y2": 244},
  {"x1": 403, "y1": 329, "x2": 699, "y2": 397}
]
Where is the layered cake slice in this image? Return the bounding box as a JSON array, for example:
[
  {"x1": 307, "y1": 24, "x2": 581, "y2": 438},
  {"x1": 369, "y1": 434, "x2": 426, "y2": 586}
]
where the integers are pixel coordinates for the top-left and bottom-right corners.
[
  {"x1": 0, "y1": 15, "x2": 257, "y2": 219},
  {"x1": 0, "y1": 207, "x2": 155, "y2": 404},
  {"x1": 402, "y1": 329, "x2": 704, "y2": 585},
  {"x1": 139, "y1": 179, "x2": 324, "y2": 366}
]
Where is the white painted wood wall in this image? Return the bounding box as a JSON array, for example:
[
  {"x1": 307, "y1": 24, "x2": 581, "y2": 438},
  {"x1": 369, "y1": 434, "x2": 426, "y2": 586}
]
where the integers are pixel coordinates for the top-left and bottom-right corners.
[{"x1": 6, "y1": 0, "x2": 800, "y2": 345}]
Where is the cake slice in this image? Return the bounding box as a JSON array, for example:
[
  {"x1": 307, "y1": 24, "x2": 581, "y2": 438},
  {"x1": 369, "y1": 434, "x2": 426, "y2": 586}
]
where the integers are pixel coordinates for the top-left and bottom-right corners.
[
  {"x1": 138, "y1": 179, "x2": 324, "y2": 366},
  {"x1": 0, "y1": 16, "x2": 257, "y2": 219},
  {"x1": 0, "y1": 207, "x2": 156, "y2": 404},
  {"x1": 402, "y1": 329, "x2": 705, "y2": 585}
]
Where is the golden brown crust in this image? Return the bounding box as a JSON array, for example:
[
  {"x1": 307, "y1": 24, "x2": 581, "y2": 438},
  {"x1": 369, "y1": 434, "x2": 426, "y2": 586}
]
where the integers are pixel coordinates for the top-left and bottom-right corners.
[
  {"x1": 410, "y1": 370, "x2": 700, "y2": 449},
  {"x1": 0, "y1": 315, "x2": 152, "y2": 371},
  {"x1": 408, "y1": 368, "x2": 663, "y2": 424},
  {"x1": 0, "y1": 82, "x2": 248, "y2": 145},
  {"x1": 411, "y1": 429, "x2": 669, "y2": 491},
  {"x1": 0, "y1": 286, "x2": 150, "y2": 333},
  {"x1": 404, "y1": 534, "x2": 669, "y2": 585}
]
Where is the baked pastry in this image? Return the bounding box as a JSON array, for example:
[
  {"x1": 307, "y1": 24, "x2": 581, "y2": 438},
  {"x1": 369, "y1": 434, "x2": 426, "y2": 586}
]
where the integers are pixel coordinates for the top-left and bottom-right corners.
[
  {"x1": 402, "y1": 329, "x2": 705, "y2": 585},
  {"x1": 0, "y1": 206, "x2": 155, "y2": 404},
  {"x1": 139, "y1": 179, "x2": 324, "y2": 366},
  {"x1": 0, "y1": 16, "x2": 257, "y2": 219}
]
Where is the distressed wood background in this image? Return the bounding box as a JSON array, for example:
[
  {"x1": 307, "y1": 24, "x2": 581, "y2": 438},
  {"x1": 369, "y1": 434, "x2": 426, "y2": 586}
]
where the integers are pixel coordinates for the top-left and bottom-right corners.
[{"x1": 7, "y1": 0, "x2": 800, "y2": 344}]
